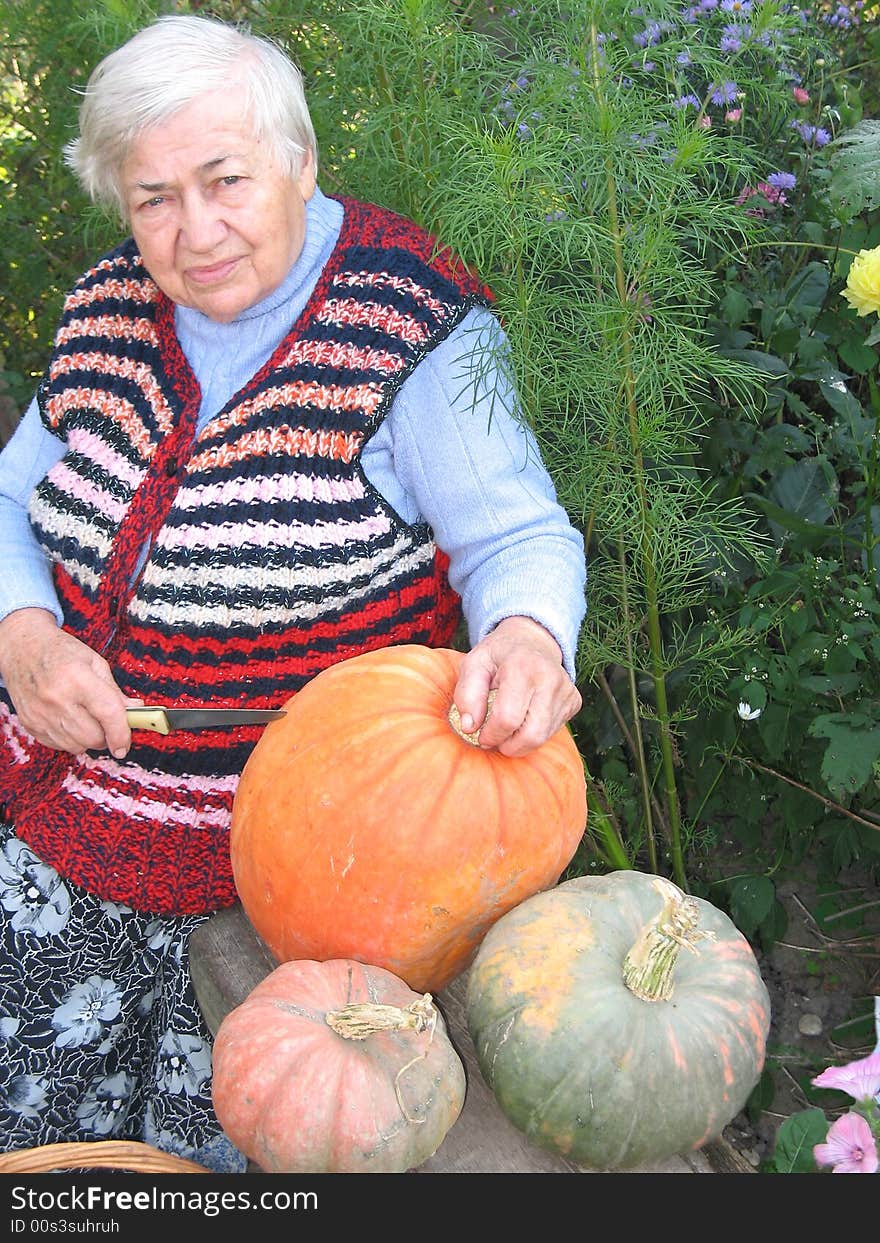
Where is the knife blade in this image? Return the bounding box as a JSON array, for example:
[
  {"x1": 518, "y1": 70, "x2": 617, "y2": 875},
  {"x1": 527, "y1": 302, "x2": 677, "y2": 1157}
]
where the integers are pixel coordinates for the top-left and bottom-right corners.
[{"x1": 126, "y1": 707, "x2": 286, "y2": 736}]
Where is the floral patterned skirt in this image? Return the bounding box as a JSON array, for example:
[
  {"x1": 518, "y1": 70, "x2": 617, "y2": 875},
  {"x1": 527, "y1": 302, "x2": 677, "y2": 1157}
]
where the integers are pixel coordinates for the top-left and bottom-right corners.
[{"x1": 0, "y1": 821, "x2": 246, "y2": 1173}]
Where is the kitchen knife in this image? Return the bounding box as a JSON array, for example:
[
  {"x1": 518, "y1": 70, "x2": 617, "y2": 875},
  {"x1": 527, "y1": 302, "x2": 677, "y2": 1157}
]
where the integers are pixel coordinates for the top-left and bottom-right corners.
[{"x1": 126, "y1": 707, "x2": 286, "y2": 736}]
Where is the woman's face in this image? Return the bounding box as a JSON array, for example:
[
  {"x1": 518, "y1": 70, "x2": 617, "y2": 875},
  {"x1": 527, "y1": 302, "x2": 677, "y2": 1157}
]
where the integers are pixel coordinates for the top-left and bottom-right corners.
[{"x1": 121, "y1": 86, "x2": 315, "y2": 322}]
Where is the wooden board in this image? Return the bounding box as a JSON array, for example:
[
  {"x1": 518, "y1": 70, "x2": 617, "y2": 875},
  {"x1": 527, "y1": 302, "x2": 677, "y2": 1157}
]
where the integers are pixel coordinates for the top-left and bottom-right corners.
[{"x1": 187, "y1": 904, "x2": 752, "y2": 1175}]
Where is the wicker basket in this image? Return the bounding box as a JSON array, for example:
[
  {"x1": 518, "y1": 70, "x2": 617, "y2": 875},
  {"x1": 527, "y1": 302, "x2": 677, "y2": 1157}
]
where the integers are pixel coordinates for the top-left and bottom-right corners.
[{"x1": 0, "y1": 1140, "x2": 210, "y2": 1174}]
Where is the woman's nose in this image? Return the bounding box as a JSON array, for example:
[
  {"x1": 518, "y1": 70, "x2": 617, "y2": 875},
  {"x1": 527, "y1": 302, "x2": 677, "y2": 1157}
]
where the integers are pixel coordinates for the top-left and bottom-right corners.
[{"x1": 180, "y1": 193, "x2": 227, "y2": 251}]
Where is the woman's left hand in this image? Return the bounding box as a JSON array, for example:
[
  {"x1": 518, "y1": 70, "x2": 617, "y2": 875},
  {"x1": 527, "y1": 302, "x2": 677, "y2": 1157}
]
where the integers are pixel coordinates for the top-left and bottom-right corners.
[{"x1": 451, "y1": 616, "x2": 582, "y2": 756}]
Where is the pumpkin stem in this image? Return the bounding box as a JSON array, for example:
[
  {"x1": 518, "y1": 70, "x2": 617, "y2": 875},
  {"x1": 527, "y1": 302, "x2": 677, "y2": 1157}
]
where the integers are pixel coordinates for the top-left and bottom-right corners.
[
  {"x1": 325, "y1": 994, "x2": 438, "y2": 1126},
  {"x1": 325, "y1": 993, "x2": 436, "y2": 1039},
  {"x1": 621, "y1": 877, "x2": 716, "y2": 1002},
  {"x1": 447, "y1": 690, "x2": 497, "y2": 746}
]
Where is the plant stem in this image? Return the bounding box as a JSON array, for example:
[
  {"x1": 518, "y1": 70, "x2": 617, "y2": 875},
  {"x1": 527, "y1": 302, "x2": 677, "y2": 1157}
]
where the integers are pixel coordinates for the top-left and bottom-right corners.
[
  {"x1": 595, "y1": 670, "x2": 670, "y2": 840},
  {"x1": 737, "y1": 757, "x2": 880, "y2": 832},
  {"x1": 865, "y1": 375, "x2": 880, "y2": 599},
  {"x1": 616, "y1": 540, "x2": 660, "y2": 875},
  {"x1": 590, "y1": 20, "x2": 686, "y2": 889},
  {"x1": 690, "y1": 728, "x2": 742, "y2": 825},
  {"x1": 584, "y1": 777, "x2": 632, "y2": 871}
]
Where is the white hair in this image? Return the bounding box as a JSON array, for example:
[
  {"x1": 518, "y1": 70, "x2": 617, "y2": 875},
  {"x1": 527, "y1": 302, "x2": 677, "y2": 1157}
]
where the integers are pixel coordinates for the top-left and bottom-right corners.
[{"x1": 64, "y1": 14, "x2": 318, "y2": 221}]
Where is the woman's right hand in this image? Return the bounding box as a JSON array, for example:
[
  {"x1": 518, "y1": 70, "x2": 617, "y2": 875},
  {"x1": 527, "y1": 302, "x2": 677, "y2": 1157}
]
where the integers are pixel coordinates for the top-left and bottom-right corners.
[{"x1": 0, "y1": 608, "x2": 138, "y2": 757}]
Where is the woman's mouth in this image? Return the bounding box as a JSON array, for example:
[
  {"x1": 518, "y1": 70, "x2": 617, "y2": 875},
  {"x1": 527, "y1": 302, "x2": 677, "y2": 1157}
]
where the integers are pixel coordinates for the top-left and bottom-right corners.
[{"x1": 186, "y1": 257, "x2": 240, "y2": 285}]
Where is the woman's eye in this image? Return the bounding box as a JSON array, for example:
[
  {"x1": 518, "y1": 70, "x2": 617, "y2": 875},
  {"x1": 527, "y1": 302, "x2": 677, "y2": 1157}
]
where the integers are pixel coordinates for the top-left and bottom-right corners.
[{"x1": 221, "y1": 175, "x2": 243, "y2": 187}]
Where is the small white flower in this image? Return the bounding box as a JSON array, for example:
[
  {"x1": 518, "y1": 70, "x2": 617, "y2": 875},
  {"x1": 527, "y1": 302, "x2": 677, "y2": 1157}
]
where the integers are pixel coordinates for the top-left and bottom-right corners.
[{"x1": 737, "y1": 701, "x2": 762, "y2": 721}]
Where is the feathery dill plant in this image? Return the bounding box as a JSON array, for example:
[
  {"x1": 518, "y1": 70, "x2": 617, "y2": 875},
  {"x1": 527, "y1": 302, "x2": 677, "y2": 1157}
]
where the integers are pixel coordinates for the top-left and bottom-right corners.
[{"x1": 278, "y1": 0, "x2": 794, "y2": 887}]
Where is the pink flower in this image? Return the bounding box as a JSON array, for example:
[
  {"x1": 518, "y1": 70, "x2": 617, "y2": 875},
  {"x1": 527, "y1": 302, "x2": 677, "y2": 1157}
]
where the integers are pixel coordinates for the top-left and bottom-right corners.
[
  {"x1": 814, "y1": 1112, "x2": 878, "y2": 1173},
  {"x1": 755, "y1": 181, "x2": 787, "y2": 207},
  {"x1": 725, "y1": 108, "x2": 743, "y2": 122},
  {"x1": 735, "y1": 182, "x2": 788, "y2": 216},
  {"x1": 813, "y1": 1048, "x2": 880, "y2": 1102},
  {"x1": 793, "y1": 87, "x2": 810, "y2": 105},
  {"x1": 698, "y1": 114, "x2": 712, "y2": 128}
]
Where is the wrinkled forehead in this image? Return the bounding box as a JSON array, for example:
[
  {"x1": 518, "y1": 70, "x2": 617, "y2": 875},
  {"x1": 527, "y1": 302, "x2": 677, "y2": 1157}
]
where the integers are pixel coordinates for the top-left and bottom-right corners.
[{"x1": 122, "y1": 87, "x2": 267, "y2": 175}]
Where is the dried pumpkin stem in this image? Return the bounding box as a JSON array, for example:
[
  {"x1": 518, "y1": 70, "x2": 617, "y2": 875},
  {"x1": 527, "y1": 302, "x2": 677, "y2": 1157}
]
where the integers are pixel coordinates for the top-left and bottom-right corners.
[
  {"x1": 325, "y1": 994, "x2": 438, "y2": 1126},
  {"x1": 622, "y1": 877, "x2": 715, "y2": 1002},
  {"x1": 325, "y1": 993, "x2": 435, "y2": 1039},
  {"x1": 447, "y1": 689, "x2": 497, "y2": 746}
]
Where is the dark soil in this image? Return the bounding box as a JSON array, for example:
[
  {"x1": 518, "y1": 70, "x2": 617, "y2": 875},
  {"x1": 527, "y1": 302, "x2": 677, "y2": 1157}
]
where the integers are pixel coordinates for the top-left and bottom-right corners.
[{"x1": 705, "y1": 851, "x2": 880, "y2": 1172}]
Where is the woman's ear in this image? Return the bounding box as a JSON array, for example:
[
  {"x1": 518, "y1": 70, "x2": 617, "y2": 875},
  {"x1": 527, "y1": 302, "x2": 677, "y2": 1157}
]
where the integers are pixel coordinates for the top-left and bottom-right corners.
[{"x1": 296, "y1": 147, "x2": 317, "y2": 200}]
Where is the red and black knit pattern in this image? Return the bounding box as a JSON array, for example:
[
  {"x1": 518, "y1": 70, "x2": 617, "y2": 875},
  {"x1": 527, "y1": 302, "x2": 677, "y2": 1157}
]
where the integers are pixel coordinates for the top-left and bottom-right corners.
[{"x1": 1, "y1": 197, "x2": 490, "y2": 915}]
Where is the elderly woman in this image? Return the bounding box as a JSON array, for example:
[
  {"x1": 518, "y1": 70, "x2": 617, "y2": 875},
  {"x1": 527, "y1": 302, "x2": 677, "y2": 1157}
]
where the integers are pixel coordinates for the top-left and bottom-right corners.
[{"x1": 0, "y1": 15, "x2": 585, "y2": 1169}]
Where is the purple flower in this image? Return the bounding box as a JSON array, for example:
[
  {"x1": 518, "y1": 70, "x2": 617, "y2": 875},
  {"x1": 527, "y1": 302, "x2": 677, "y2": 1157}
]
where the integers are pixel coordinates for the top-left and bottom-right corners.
[
  {"x1": 813, "y1": 1049, "x2": 880, "y2": 1103},
  {"x1": 721, "y1": 0, "x2": 751, "y2": 11},
  {"x1": 673, "y1": 93, "x2": 701, "y2": 109},
  {"x1": 710, "y1": 81, "x2": 739, "y2": 105},
  {"x1": 634, "y1": 21, "x2": 663, "y2": 47},
  {"x1": 720, "y1": 31, "x2": 742, "y2": 52},
  {"x1": 792, "y1": 121, "x2": 832, "y2": 146},
  {"x1": 767, "y1": 171, "x2": 797, "y2": 191},
  {"x1": 676, "y1": 51, "x2": 692, "y2": 65},
  {"x1": 814, "y1": 1112, "x2": 878, "y2": 1173}
]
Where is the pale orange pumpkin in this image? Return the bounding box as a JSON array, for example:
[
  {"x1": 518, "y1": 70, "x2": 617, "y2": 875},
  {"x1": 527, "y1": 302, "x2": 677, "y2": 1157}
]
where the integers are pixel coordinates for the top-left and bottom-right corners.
[
  {"x1": 230, "y1": 644, "x2": 587, "y2": 992},
  {"x1": 211, "y1": 958, "x2": 465, "y2": 1173}
]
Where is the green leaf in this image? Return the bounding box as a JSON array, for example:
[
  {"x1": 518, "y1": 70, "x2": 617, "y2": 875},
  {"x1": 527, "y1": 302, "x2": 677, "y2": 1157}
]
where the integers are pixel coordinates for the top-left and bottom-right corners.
[
  {"x1": 720, "y1": 287, "x2": 751, "y2": 326},
  {"x1": 770, "y1": 1109, "x2": 828, "y2": 1174},
  {"x1": 765, "y1": 457, "x2": 839, "y2": 526},
  {"x1": 788, "y1": 632, "x2": 826, "y2": 664},
  {"x1": 745, "y1": 495, "x2": 837, "y2": 549},
  {"x1": 826, "y1": 119, "x2": 880, "y2": 216},
  {"x1": 824, "y1": 643, "x2": 857, "y2": 675},
  {"x1": 727, "y1": 874, "x2": 775, "y2": 936},
  {"x1": 729, "y1": 676, "x2": 767, "y2": 713},
  {"x1": 746, "y1": 1068, "x2": 775, "y2": 1126},
  {"x1": 759, "y1": 897, "x2": 788, "y2": 952},
  {"x1": 784, "y1": 262, "x2": 829, "y2": 316},
  {"x1": 808, "y1": 714, "x2": 880, "y2": 798},
  {"x1": 819, "y1": 375, "x2": 865, "y2": 423},
  {"x1": 838, "y1": 336, "x2": 878, "y2": 374},
  {"x1": 762, "y1": 423, "x2": 812, "y2": 453},
  {"x1": 720, "y1": 348, "x2": 789, "y2": 378},
  {"x1": 756, "y1": 704, "x2": 789, "y2": 761},
  {"x1": 800, "y1": 673, "x2": 865, "y2": 695}
]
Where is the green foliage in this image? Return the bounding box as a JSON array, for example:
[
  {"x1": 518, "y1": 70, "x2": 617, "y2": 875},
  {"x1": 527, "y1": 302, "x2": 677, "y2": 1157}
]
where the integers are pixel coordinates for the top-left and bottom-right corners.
[
  {"x1": 769, "y1": 1107, "x2": 828, "y2": 1173},
  {"x1": 0, "y1": 0, "x2": 146, "y2": 401},
  {"x1": 823, "y1": 119, "x2": 880, "y2": 217},
  {"x1": 0, "y1": 0, "x2": 256, "y2": 403}
]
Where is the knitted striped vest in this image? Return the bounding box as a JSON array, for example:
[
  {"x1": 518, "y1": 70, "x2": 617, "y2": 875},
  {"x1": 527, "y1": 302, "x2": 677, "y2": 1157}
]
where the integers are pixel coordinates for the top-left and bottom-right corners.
[{"x1": 0, "y1": 197, "x2": 490, "y2": 915}]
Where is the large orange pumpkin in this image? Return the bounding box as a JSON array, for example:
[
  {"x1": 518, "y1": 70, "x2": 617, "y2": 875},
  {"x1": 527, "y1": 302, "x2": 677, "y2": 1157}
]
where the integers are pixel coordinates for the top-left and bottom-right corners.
[{"x1": 230, "y1": 644, "x2": 587, "y2": 992}]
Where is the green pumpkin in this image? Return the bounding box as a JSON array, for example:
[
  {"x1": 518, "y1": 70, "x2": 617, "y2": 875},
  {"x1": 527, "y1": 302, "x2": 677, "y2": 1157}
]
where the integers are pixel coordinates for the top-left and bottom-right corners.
[{"x1": 465, "y1": 870, "x2": 771, "y2": 1170}]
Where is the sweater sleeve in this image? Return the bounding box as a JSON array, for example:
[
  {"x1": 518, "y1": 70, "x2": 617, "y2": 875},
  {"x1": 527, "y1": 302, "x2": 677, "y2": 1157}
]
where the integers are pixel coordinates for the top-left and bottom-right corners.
[
  {"x1": 0, "y1": 397, "x2": 65, "y2": 626},
  {"x1": 363, "y1": 306, "x2": 587, "y2": 679}
]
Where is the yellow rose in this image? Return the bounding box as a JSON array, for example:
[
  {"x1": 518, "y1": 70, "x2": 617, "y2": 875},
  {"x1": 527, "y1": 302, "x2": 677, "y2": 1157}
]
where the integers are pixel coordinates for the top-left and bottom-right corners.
[{"x1": 842, "y1": 244, "x2": 880, "y2": 317}]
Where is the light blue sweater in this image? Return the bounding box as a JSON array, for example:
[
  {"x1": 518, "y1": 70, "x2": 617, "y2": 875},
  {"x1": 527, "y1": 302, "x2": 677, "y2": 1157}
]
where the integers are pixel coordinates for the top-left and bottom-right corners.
[{"x1": 0, "y1": 189, "x2": 586, "y2": 675}]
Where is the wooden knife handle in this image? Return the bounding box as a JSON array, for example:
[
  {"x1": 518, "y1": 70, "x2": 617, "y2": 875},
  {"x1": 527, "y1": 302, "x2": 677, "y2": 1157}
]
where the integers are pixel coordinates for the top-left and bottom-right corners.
[{"x1": 126, "y1": 708, "x2": 170, "y2": 735}]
